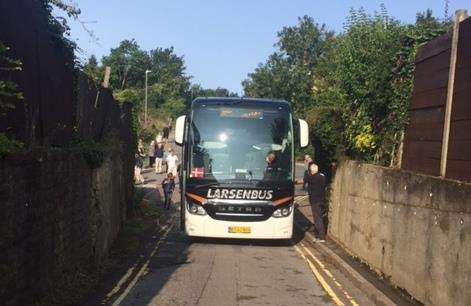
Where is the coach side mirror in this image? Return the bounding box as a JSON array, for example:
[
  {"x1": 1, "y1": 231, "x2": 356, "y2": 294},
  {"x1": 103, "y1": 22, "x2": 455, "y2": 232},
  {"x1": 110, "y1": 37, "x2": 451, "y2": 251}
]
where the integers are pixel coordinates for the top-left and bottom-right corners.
[
  {"x1": 175, "y1": 115, "x2": 186, "y2": 146},
  {"x1": 299, "y1": 119, "x2": 309, "y2": 148}
]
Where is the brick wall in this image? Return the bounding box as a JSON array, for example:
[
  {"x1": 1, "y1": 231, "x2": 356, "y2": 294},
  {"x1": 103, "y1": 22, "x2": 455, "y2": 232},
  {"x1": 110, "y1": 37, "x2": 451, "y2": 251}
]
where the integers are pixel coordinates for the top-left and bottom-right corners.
[
  {"x1": 0, "y1": 2, "x2": 136, "y2": 304},
  {"x1": 0, "y1": 148, "x2": 129, "y2": 305}
]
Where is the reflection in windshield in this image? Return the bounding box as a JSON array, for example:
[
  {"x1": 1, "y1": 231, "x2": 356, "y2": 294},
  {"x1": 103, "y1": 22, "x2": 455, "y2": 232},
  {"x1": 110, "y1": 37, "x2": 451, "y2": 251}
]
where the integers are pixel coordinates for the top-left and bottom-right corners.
[{"x1": 189, "y1": 105, "x2": 293, "y2": 183}]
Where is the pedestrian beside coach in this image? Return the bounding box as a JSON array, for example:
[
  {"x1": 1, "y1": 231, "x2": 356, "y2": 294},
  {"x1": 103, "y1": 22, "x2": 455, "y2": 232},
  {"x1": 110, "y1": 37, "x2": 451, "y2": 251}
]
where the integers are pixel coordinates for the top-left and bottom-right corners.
[
  {"x1": 134, "y1": 139, "x2": 145, "y2": 184},
  {"x1": 155, "y1": 142, "x2": 164, "y2": 174},
  {"x1": 302, "y1": 155, "x2": 312, "y2": 189},
  {"x1": 163, "y1": 117, "x2": 172, "y2": 141},
  {"x1": 304, "y1": 154, "x2": 313, "y2": 166},
  {"x1": 304, "y1": 162, "x2": 326, "y2": 242},
  {"x1": 166, "y1": 149, "x2": 179, "y2": 177},
  {"x1": 162, "y1": 125, "x2": 170, "y2": 142},
  {"x1": 156, "y1": 132, "x2": 163, "y2": 144},
  {"x1": 161, "y1": 172, "x2": 175, "y2": 209},
  {"x1": 148, "y1": 139, "x2": 156, "y2": 168}
]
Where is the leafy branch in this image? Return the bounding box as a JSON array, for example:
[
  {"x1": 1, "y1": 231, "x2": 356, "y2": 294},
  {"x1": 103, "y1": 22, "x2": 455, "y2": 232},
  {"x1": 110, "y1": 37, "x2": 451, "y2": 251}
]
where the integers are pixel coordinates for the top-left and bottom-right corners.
[{"x1": 0, "y1": 42, "x2": 23, "y2": 114}]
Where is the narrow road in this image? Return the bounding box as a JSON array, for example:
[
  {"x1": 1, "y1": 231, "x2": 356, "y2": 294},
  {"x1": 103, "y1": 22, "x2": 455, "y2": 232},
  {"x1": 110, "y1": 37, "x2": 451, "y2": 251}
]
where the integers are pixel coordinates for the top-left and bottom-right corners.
[
  {"x1": 114, "y1": 152, "x2": 333, "y2": 305},
  {"x1": 92, "y1": 141, "x2": 415, "y2": 306},
  {"x1": 116, "y1": 219, "x2": 332, "y2": 306}
]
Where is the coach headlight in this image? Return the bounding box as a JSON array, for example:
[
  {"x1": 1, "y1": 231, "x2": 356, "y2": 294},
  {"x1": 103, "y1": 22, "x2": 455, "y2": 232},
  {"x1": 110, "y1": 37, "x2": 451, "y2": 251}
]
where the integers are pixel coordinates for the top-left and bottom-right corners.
[
  {"x1": 272, "y1": 205, "x2": 293, "y2": 218},
  {"x1": 187, "y1": 202, "x2": 206, "y2": 215}
]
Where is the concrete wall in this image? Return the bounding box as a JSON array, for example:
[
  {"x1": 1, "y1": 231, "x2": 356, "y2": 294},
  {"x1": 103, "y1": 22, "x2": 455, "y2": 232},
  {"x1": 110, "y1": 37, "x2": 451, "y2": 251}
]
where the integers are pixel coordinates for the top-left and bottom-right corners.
[
  {"x1": 329, "y1": 160, "x2": 471, "y2": 306},
  {"x1": 0, "y1": 150, "x2": 128, "y2": 305}
]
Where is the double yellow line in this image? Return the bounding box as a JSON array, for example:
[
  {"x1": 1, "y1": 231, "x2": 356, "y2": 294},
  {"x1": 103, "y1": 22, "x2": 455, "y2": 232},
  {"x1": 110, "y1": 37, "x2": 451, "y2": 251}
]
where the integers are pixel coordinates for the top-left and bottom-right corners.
[
  {"x1": 107, "y1": 218, "x2": 176, "y2": 306},
  {"x1": 294, "y1": 242, "x2": 359, "y2": 306}
]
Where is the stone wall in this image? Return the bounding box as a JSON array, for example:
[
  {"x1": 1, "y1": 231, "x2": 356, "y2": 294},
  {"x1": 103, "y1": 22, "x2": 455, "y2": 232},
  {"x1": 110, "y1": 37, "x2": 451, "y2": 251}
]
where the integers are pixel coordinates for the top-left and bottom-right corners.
[
  {"x1": 0, "y1": 2, "x2": 136, "y2": 305},
  {"x1": 0, "y1": 149, "x2": 128, "y2": 305},
  {"x1": 329, "y1": 160, "x2": 471, "y2": 306}
]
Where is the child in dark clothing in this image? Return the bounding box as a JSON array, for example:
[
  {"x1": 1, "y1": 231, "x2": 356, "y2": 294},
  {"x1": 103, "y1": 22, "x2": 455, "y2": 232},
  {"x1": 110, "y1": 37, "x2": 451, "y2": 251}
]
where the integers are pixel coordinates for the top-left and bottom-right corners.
[{"x1": 161, "y1": 172, "x2": 175, "y2": 209}]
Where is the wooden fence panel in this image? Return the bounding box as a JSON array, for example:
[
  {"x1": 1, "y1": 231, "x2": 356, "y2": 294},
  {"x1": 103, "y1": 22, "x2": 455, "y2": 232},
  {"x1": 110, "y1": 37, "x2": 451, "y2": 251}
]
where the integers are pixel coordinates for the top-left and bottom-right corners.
[
  {"x1": 447, "y1": 17, "x2": 471, "y2": 181},
  {"x1": 415, "y1": 32, "x2": 452, "y2": 63},
  {"x1": 402, "y1": 15, "x2": 471, "y2": 182},
  {"x1": 410, "y1": 88, "x2": 448, "y2": 110}
]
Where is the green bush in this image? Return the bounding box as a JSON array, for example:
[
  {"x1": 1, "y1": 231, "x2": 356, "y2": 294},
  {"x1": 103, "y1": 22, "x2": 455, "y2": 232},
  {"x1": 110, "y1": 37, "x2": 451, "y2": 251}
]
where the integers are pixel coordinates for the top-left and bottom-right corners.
[
  {"x1": 0, "y1": 133, "x2": 24, "y2": 158},
  {"x1": 68, "y1": 139, "x2": 107, "y2": 169},
  {"x1": 243, "y1": 6, "x2": 450, "y2": 168},
  {"x1": 0, "y1": 42, "x2": 23, "y2": 114}
]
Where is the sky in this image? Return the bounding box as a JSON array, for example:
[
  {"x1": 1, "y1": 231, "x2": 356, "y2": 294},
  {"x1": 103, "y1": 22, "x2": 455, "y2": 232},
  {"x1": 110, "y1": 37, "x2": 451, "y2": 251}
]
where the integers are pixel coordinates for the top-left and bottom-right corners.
[{"x1": 67, "y1": 0, "x2": 470, "y2": 94}]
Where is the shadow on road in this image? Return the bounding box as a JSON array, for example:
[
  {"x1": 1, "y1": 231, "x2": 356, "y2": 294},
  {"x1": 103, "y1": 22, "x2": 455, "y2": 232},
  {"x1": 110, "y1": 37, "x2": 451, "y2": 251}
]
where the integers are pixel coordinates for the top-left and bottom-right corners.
[
  {"x1": 81, "y1": 178, "x2": 183, "y2": 306},
  {"x1": 189, "y1": 232, "x2": 304, "y2": 247},
  {"x1": 84, "y1": 164, "x2": 319, "y2": 305}
]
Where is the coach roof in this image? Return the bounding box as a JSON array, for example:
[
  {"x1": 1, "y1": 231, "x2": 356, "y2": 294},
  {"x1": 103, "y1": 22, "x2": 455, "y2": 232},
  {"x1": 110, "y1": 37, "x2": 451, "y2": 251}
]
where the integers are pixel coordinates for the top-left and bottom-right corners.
[{"x1": 192, "y1": 97, "x2": 290, "y2": 108}]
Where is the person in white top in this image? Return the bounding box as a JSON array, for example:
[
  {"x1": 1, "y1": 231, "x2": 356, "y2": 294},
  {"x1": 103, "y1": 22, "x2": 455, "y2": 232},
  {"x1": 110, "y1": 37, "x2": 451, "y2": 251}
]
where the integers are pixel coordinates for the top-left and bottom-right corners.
[
  {"x1": 166, "y1": 149, "x2": 179, "y2": 177},
  {"x1": 148, "y1": 140, "x2": 156, "y2": 168}
]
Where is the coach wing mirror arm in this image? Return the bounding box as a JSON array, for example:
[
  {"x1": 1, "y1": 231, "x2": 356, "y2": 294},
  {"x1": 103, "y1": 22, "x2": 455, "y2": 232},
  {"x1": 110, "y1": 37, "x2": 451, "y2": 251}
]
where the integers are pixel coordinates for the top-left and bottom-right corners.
[
  {"x1": 298, "y1": 119, "x2": 309, "y2": 148},
  {"x1": 175, "y1": 115, "x2": 186, "y2": 146}
]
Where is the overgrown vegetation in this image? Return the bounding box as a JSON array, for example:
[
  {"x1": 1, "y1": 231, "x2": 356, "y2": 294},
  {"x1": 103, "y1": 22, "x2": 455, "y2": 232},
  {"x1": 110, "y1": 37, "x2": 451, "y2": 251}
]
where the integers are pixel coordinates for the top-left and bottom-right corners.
[
  {"x1": 40, "y1": 0, "x2": 80, "y2": 61},
  {"x1": 0, "y1": 133, "x2": 24, "y2": 158},
  {"x1": 0, "y1": 40, "x2": 24, "y2": 156},
  {"x1": 0, "y1": 42, "x2": 23, "y2": 113},
  {"x1": 67, "y1": 138, "x2": 107, "y2": 169},
  {"x1": 84, "y1": 39, "x2": 238, "y2": 141},
  {"x1": 243, "y1": 6, "x2": 451, "y2": 170},
  {"x1": 0, "y1": 1, "x2": 81, "y2": 157}
]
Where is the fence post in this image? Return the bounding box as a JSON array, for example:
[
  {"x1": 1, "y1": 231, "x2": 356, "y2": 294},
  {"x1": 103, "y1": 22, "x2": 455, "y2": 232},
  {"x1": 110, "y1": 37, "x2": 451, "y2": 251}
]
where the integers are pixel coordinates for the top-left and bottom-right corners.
[
  {"x1": 103, "y1": 66, "x2": 111, "y2": 88},
  {"x1": 440, "y1": 9, "x2": 468, "y2": 177},
  {"x1": 396, "y1": 131, "x2": 404, "y2": 169}
]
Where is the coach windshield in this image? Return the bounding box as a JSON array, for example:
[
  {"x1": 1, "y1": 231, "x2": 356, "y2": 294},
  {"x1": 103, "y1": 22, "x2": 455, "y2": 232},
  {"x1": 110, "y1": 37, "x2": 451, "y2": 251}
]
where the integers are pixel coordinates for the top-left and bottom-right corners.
[{"x1": 188, "y1": 103, "x2": 293, "y2": 183}]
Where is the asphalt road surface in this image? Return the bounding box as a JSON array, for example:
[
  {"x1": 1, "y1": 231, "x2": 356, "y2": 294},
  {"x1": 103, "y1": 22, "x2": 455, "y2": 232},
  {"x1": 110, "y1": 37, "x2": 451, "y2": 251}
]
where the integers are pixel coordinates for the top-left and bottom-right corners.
[
  {"x1": 92, "y1": 140, "x2": 415, "y2": 306},
  {"x1": 116, "y1": 219, "x2": 334, "y2": 306},
  {"x1": 114, "y1": 160, "x2": 338, "y2": 306}
]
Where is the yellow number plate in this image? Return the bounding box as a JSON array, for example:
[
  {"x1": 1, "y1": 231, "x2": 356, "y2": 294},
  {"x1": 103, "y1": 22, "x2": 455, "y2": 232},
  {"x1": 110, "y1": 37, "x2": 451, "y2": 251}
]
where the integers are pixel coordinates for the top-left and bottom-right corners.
[{"x1": 228, "y1": 226, "x2": 251, "y2": 234}]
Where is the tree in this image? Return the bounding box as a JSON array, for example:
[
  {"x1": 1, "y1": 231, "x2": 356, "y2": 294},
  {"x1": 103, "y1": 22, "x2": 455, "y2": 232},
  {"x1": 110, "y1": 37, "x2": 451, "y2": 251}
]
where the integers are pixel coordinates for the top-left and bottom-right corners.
[
  {"x1": 101, "y1": 39, "x2": 151, "y2": 90},
  {"x1": 311, "y1": 8, "x2": 408, "y2": 164},
  {"x1": 114, "y1": 88, "x2": 142, "y2": 106},
  {"x1": 313, "y1": 7, "x2": 450, "y2": 165},
  {"x1": 188, "y1": 84, "x2": 238, "y2": 101},
  {"x1": 243, "y1": 16, "x2": 334, "y2": 114},
  {"x1": 148, "y1": 47, "x2": 190, "y2": 97},
  {"x1": 242, "y1": 53, "x2": 291, "y2": 100},
  {"x1": 243, "y1": 6, "x2": 451, "y2": 168},
  {"x1": 82, "y1": 55, "x2": 102, "y2": 86}
]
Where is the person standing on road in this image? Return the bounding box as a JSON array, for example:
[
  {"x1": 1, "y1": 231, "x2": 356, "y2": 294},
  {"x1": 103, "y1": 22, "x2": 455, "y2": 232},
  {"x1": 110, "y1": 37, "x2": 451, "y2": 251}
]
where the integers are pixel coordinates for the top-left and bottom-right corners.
[
  {"x1": 155, "y1": 142, "x2": 164, "y2": 174},
  {"x1": 304, "y1": 155, "x2": 312, "y2": 166},
  {"x1": 165, "y1": 118, "x2": 172, "y2": 138},
  {"x1": 148, "y1": 139, "x2": 156, "y2": 168},
  {"x1": 161, "y1": 172, "x2": 175, "y2": 209},
  {"x1": 162, "y1": 125, "x2": 170, "y2": 142},
  {"x1": 304, "y1": 162, "x2": 326, "y2": 242},
  {"x1": 166, "y1": 149, "x2": 179, "y2": 177},
  {"x1": 302, "y1": 155, "x2": 313, "y2": 190},
  {"x1": 134, "y1": 139, "x2": 145, "y2": 184}
]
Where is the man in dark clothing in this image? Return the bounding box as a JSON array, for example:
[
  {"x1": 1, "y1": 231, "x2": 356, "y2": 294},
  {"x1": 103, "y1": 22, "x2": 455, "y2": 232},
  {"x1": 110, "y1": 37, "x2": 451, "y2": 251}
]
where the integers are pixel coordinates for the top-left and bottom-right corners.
[
  {"x1": 303, "y1": 162, "x2": 326, "y2": 241},
  {"x1": 162, "y1": 126, "x2": 170, "y2": 140},
  {"x1": 302, "y1": 155, "x2": 312, "y2": 191}
]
